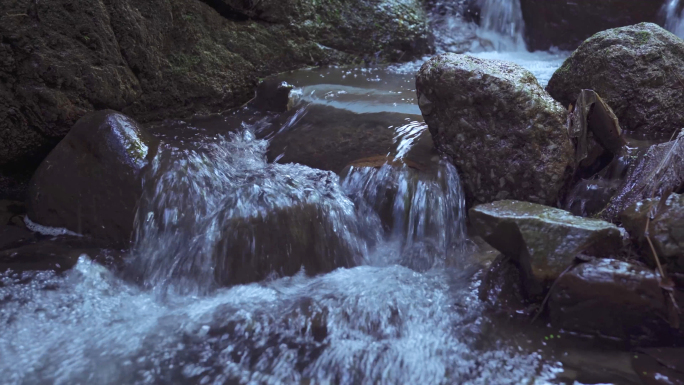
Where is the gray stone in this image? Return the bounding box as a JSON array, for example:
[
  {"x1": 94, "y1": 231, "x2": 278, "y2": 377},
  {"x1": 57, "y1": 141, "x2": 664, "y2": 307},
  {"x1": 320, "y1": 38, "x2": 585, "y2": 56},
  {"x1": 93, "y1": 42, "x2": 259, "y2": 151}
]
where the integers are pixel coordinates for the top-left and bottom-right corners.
[{"x1": 416, "y1": 54, "x2": 574, "y2": 207}]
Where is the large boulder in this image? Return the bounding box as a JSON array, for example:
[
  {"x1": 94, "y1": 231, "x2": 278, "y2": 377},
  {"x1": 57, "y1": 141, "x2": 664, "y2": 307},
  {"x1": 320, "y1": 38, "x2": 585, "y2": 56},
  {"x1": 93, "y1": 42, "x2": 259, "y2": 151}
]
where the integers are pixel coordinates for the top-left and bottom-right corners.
[
  {"x1": 26, "y1": 111, "x2": 157, "y2": 246},
  {"x1": 0, "y1": 0, "x2": 431, "y2": 192},
  {"x1": 416, "y1": 54, "x2": 574, "y2": 206},
  {"x1": 547, "y1": 23, "x2": 684, "y2": 136},
  {"x1": 470, "y1": 200, "x2": 623, "y2": 297},
  {"x1": 548, "y1": 258, "x2": 681, "y2": 343},
  {"x1": 622, "y1": 193, "x2": 684, "y2": 273},
  {"x1": 520, "y1": 0, "x2": 666, "y2": 51}
]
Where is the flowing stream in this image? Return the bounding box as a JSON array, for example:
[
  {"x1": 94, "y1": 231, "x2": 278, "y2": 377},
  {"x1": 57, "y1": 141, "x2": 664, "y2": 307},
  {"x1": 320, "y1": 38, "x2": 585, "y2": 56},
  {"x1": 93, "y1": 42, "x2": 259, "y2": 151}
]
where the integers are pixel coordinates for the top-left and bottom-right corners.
[
  {"x1": 0, "y1": 1, "x2": 653, "y2": 384},
  {"x1": 664, "y1": 0, "x2": 684, "y2": 38}
]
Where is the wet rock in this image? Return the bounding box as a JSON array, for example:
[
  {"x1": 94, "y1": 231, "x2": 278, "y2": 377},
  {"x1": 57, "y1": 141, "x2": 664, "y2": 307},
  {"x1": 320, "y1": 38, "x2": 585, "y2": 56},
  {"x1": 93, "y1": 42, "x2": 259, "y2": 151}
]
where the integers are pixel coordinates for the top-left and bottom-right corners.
[
  {"x1": 267, "y1": 104, "x2": 426, "y2": 174},
  {"x1": 547, "y1": 23, "x2": 684, "y2": 136},
  {"x1": 0, "y1": 0, "x2": 430, "y2": 179},
  {"x1": 27, "y1": 111, "x2": 157, "y2": 246},
  {"x1": 416, "y1": 54, "x2": 574, "y2": 206},
  {"x1": 248, "y1": 79, "x2": 294, "y2": 113},
  {"x1": 470, "y1": 200, "x2": 623, "y2": 297},
  {"x1": 479, "y1": 255, "x2": 528, "y2": 316},
  {"x1": 520, "y1": 0, "x2": 666, "y2": 51},
  {"x1": 602, "y1": 134, "x2": 684, "y2": 222},
  {"x1": 565, "y1": 179, "x2": 620, "y2": 217},
  {"x1": 622, "y1": 193, "x2": 684, "y2": 273},
  {"x1": 548, "y1": 258, "x2": 679, "y2": 343}
]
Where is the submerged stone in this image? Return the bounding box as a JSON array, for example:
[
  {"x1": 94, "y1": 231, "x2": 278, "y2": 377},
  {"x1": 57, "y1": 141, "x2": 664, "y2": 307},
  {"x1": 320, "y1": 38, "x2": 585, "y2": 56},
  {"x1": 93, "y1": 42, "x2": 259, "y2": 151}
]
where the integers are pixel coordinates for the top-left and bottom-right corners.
[
  {"x1": 416, "y1": 54, "x2": 574, "y2": 207},
  {"x1": 547, "y1": 23, "x2": 684, "y2": 136},
  {"x1": 27, "y1": 111, "x2": 157, "y2": 246},
  {"x1": 470, "y1": 200, "x2": 622, "y2": 297},
  {"x1": 548, "y1": 258, "x2": 680, "y2": 343}
]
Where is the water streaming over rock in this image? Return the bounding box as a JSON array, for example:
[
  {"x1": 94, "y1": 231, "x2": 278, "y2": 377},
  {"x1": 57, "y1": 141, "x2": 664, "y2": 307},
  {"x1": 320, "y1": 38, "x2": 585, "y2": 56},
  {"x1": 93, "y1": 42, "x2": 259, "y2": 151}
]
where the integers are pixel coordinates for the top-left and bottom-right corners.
[
  {"x1": 475, "y1": 0, "x2": 526, "y2": 51},
  {"x1": 663, "y1": 0, "x2": 684, "y2": 38},
  {"x1": 128, "y1": 128, "x2": 383, "y2": 295}
]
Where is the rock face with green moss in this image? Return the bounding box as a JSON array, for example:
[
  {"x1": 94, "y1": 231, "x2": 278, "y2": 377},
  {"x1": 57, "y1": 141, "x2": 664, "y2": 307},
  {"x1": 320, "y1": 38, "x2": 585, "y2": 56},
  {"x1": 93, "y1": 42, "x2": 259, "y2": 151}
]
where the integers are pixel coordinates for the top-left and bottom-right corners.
[
  {"x1": 470, "y1": 200, "x2": 623, "y2": 297},
  {"x1": 27, "y1": 111, "x2": 157, "y2": 246},
  {"x1": 416, "y1": 54, "x2": 574, "y2": 206},
  {"x1": 547, "y1": 23, "x2": 684, "y2": 136},
  {"x1": 519, "y1": 0, "x2": 666, "y2": 51},
  {"x1": 0, "y1": 0, "x2": 431, "y2": 198}
]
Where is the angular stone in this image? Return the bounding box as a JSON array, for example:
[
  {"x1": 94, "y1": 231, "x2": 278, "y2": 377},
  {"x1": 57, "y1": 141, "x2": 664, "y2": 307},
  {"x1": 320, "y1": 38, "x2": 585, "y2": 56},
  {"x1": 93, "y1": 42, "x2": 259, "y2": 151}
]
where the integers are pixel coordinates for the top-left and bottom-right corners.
[
  {"x1": 547, "y1": 23, "x2": 684, "y2": 136},
  {"x1": 416, "y1": 54, "x2": 574, "y2": 207},
  {"x1": 548, "y1": 258, "x2": 678, "y2": 343},
  {"x1": 27, "y1": 111, "x2": 157, "y2": 246},
  {"x1": 470, "y1": 200, "x2": 623, "y2": 297}
]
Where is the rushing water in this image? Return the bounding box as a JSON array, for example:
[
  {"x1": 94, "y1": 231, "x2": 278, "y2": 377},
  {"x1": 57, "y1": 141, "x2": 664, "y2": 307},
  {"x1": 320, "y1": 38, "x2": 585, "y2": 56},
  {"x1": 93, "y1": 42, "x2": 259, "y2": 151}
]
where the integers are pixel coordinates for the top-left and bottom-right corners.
[
  {"x1": 664, "y1": 0, "x2": 684, "y2": 38},
  {"x1": 0, "y1": 1, "x2": 658, "y2": 384}
]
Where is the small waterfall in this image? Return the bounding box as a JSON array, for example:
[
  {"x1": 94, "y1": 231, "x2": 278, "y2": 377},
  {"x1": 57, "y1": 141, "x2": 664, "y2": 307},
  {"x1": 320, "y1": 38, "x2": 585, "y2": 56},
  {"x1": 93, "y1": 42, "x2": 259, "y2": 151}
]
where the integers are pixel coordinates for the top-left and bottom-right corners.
[
  {"x1": 341, "y1": 160, "x2": 468, "y2": 271},
  {"x1": 476, "y1": 0, "x2": 527, "y2": 51},
  {"x1": 663, "y1": 0, "x2": 684, "y2": 38},
  {"x1": 128, "y1": 129, "x2": 383, "y2": 294}
]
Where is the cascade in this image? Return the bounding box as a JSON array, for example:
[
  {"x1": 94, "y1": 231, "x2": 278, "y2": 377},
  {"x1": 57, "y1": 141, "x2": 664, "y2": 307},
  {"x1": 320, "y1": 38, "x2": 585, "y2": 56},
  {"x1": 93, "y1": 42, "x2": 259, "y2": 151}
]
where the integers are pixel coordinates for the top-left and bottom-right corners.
[{"x1": 663, "y1": 0, "x2": 684, "y2": 38}]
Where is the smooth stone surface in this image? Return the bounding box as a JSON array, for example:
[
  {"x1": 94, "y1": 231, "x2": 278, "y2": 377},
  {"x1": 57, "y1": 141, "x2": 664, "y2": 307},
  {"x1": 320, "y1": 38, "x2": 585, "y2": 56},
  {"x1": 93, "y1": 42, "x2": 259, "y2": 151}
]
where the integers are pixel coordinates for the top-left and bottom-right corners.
[
  {"x1": 416, "y1": 53, "x2": 574, "y2": 207},
  {"x1": 548, "y1": 258, "x2": 680, "y2": 344},
  {"x1": 547, "y1": 23, "x2": 684, "y2": 136},
  {"x1": 27, "y1": 110, "x2": 157, "y2": 246},
  {"x1": 470, "y1": 200, "x2": 623, "y2": 297}
]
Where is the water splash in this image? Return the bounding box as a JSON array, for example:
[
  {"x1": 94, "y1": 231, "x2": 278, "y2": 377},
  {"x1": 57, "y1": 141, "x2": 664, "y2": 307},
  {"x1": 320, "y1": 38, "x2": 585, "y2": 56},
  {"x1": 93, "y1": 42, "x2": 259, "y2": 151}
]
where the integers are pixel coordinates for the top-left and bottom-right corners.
[
  {"x1": 342, "y1": 160, "x2": 468, "y2": 271},
  {"x1": 128, "y1": 129, "x2": 382, "y2": 295},
  {"x1": 663, "y1": 0, "x2": 684, "y2": 38}
]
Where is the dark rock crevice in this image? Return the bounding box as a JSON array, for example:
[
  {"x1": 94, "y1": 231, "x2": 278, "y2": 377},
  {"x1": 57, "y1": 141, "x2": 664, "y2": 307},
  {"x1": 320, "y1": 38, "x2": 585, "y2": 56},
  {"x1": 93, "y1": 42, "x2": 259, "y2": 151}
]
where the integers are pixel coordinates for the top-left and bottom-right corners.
[{"x1": 197, "y1": 0, "x2": 251, "y2": 21}]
